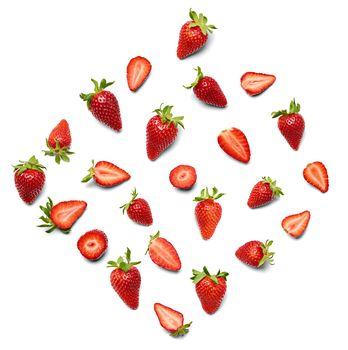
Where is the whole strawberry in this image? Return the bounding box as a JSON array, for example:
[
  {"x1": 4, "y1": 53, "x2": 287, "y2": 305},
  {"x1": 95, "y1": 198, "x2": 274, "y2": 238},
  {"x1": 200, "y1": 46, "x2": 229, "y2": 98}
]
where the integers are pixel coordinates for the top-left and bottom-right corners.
[
  {"x1": 120, "y1": 188, "x2": 153, "y2": 226},
  {"x1": 184, "y1": 67, "x2": 227, "y2": 107},
  {"x1": 13, "y1": 156, "x2": 46, "y2": 204},
  {"x1": 272, "y1": 98, "x2": 305, "y2": 150},
  {"x1": 191, "y1": 266, "x2": 228, "y2": 314},
  {"x1": 146, "y1": 104, "x2": 184, "y2": 160},
  {"x1": 247, "y1": 177, "x2": 283, "y2": 208},
  {"x1": 80, "y1": 79, "x2": 122, "y2": 132},
  {"x1": 43, "y1": 119, "x2": 74, "y2": 164},
  {"x1": 236, "y1": 240, "x2": 275, "y2": 268},
  {"x1": 177, "y1": 8, "x2": 217, "y2": 59},
  {"x1": 194, "y1": 187, "x2": 224, "y2": 240},
  {"x1": 108, "y1": 248, "x2": 141, "y2": 309}
]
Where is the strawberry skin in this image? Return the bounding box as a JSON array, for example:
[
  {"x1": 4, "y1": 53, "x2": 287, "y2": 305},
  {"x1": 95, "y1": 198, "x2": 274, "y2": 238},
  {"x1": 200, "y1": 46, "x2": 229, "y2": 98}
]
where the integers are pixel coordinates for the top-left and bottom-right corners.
[
  {"x1": 282, "y1": 210, "x2": 310, "y2": 238},
  {"x1": 13, "y1": 156, "x2": 46, "y2": 204},
  {"x1": 247, "y1": 177, "x2": 283, "y2": 208},
  {"x1": 303, "y1": 161, "x2": 329, "y2": 193},
  {"x1": 236, "y1": 240, "x2": 274, "y2": 268},
  {"x1": 147, "y1": 231, "x2": 181, "y2": 271},
  {"x1": 177, "y1": 9, "x2": 216, "y2": 59},
  {"x1": 80, "y1": 79, "x2": 122, "y2": 132},
  {"x1": 77, "y1": 229, "x2": 108, "y2": 260},
  {"x1": 218, "y1": 128, "x2": 251, "y2": 163},
  {"x1": 241, "y1": 72, "x2": 276, "y2": 96},
  {"x1": 127, "y1": 56, "x2": 152, "y2": 92},
  {"x1": 169, "y1": 165, "x2": 197, "y2": 189}
]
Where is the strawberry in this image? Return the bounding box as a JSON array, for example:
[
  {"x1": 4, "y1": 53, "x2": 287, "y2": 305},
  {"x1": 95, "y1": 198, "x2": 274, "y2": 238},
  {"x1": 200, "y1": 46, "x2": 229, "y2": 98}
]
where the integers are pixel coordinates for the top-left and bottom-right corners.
[
  {"x1": 194, "y1": 187, "x2": 224, "y2": 240},
  {"x1": 127, "y1": 56, "x2": 152, "y2": 92},
  {"x1": 184, "y1": 67, "x2": 227, "y2": 107},
  {"x1": 169, "y1": 165, "x2": 197, "y2": 189},
  {"x1": 271, "y1": 98, "x2": 305, "y2": 150},
  {"x1": 191, "y1": 266, "x2": 228, "y2": 314},
  {"x1": 120, "y1": 188, "x2": 153, "y2": 226},
  {"x1": 38, "y1": 197, "x2": 87, "y2": 233},
  {"x1": 236, "y1": 240, "x2": 275, "y2": 268},
  {"x1": 247, "y1": 177, "x2": 283, "y2": 208},
  {"x1": 217, "y1": 128, "x2": 251, "y2": 163},
  {"x1": 77, "y1": 229, "x2": 108, "y2": 260},
  {"x1": 240, "y1": 72, "x2": 276, "y2": 96},
  {"x1": 146, "y1": 104, "x2": 184, "y2": 161},
  {"x1": 282, "y1": 210, "x2": 310, "y2": 238},
  {"x1": 177, "y1": 8, "x2": 217, "y2": 59},
  {"x1": 80, "y1": 79, "x2": 122, "y2": 132},
  {"x1": 146, "y1": 231, "x2": 181, "y2": 271},
  {"x1": 82, "y1": 160, "x2": 130, "y2": 187},
  {"x1": 303, "y1": 161, "x2": 329, "y2": 193},
  {"x1": 43, "y1": 119, "x2": 74, "y2": 164},
  {"x1": 108, "y1": 248, "x2": 141, "y2": 309},
  {"x1": 154, "y1": 303, "x2": 192, "y2": 336}
]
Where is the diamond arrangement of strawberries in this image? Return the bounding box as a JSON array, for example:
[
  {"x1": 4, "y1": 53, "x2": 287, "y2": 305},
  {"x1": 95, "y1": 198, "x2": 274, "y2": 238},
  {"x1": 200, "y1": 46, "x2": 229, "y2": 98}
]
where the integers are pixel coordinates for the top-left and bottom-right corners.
[{"x1": 12, "y1": 8, "x2": 329, "y2": 337}]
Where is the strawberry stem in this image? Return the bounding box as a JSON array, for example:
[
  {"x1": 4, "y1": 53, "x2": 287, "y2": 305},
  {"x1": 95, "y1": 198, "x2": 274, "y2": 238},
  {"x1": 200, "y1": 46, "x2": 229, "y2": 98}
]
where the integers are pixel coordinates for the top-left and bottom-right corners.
[
  {"x1": 153, "y1": 104, "x2": 184, "y2": 128},
  {"x1": 120, "y1": 188, "x2": 138, "y2": 214},
  {"x1": 80, "y1": 79, "x2": 115, "y2": 109},
  {"x1": 107, "y1": 247, "x2": 141, "y2": 273},
  {"x1": 262, "y1": 176, "x2": 284, "y2": 198},
  {"x1": 145, "y1": 231, "x2": 160, "y2": 255},
  {"x1": 191, "y1": 266, "x2": 228, "y2": 284},
  {"x1": 81, "y1": 160, "x2": 95, "y2": 183},
  {"x1": 258, "y1": 240, "x2": 275, "y2": 267},
  {"x1": 171, "y1": 321, "x2": 192, "y2": 337},
  {"x1": 13, "y1": 155, "x2": 46, "y2": 175},
  {"x1": 188, "y1": 8, "x2": 217, "y2": 35},
  {"x1": 271, "y1": 98, "x2": 301, "y2": 118},
  {"x1": 193, "y1": 186, "x2": 225, "y2": 202},
  {"x1": 183, "y1": 66, "x2": 204, "y2": 89},
  {"x1": 42, "y1": 138, "x2": 74, "y2": 164},
  {"x1": 37, "y1": 197, "x2": 68, "y2": 233}
]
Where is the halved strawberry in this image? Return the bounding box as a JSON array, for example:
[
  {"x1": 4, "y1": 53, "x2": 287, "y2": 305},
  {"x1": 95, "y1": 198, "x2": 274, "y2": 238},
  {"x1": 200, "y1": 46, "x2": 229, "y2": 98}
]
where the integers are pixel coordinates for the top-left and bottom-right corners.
[
  {"x1": 241, "y1": 72, "x2": 276, "y2": 96},
  {"x1": 303, "y1": 161, "x2": 329, "y2": 193},
  {"x1": 82, "y1": 160, "x2": 130, "y2": 187},
  {"x1": 77, "y1": 229, "x2": 108, "y2": 260},
  {"x1": 282, "y1": 210, "x2": 310, "y2": 238},
  {"x1": 169, "y1": 165, "x2": 197, "y2": 189},
  {"x1": 217, "y1": 128, "x2": 250, "y2": 163},
  {"x1": 127, "y1": 56, "x2": 152, "y2": 92}
]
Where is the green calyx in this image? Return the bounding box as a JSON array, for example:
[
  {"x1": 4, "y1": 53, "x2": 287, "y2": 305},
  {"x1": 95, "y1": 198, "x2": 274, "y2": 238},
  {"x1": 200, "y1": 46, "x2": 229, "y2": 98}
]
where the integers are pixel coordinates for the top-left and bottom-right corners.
[
  {"x1": 193, "y1": 186, "x2": 225, "y2": 202},
  {"x1": 188, "y1": 8, "x2": 217, "y2": 35},
  {"x1": 183, "y1": 66, "x2": 204, "y2": 89},
  {"x1": 13, "y1": 155, "x2": 46, "y2": 175},
  {"x1": 258, "y1": 240, "x2": 275, "y2": 267},
  {"x1": 262, "y1": 176, "x2": 284, "y2": 198},
  {"x1": 120, "y1": 188, "x2": 138, "y2": 214},
  {"x1": 191, "y1": 266, "x2": 229, "y2": 284},
  {"x1": 37, "y1": 197, "x2": 66, "y2": 233},
  {"x1": 80, "y1": 78, "x2": 114, "y2": 109},
  {"x1": 271, "y1": 98, "x2": 301, "y2": 118},
  {"x1": 43, "y1": 138, "x2": 74, "y2": 164},
  {"x1": 171, "y1": 322, "x2": 192, "y2": 337},
  {"x1": 81, "y1": 160, "x2": 95, "y2": 183},
  {"x1": 145, "y1": 231, "x2": 160, "y2": 255},
  {"x1": 153, "y1": 104, "x2": 184, "y2": 129},
  {"x1": 107, "y1": 247, "x2": 141, "y2": 273}
]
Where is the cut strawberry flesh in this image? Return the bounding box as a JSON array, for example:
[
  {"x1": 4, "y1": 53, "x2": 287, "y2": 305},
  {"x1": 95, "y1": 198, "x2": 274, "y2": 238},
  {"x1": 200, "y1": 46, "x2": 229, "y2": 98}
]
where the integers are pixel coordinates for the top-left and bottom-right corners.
[
  {"x1": 127, "y1": 56, "x2": 152, "y2": 92},
  {"x1": 169, "y1": 165, "x2": 197, "y2": 189},
  {"x1": 282, "y1": 211, "x2": 310, "y2": 238},
  {"x1": 241, "y1": 72, "x2": 276, "y2": 96},
  {"x1": 154, "y1": 303, "x2": 183, "y2": 332},
  {"x1": 77, "y1": 230, "x2": 108, "y2": 260},
  {"x1": 218, "y1": 128, "x2": 250, "y2": 163},
  {"x1": 304, "y1": 162, "x2": 329, "y2": 193},
  {"x1": 51, "y1": 201, "x2": 87, "y2": 230},
  {"x1": 149, "y1": 238, "x2": 181, "y2": 271},
  {"x1": 94, "y1": 161, "x2": 130, "y2": 187}
]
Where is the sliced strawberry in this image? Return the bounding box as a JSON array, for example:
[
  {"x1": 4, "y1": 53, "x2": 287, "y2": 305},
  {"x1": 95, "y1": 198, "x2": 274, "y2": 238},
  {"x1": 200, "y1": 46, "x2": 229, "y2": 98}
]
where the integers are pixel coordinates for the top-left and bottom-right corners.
[
  {"x1": 169, "y1": 165, "x2": 197, "y2": 189},
  {"x1": 77, "y1": 229, "x2": 108, "y2": 260},
  {"x1": 127, "y1": 56, "x2": 152, "y2": 92},
  {"x1": 282, "y1": 210, "x2": 310, "y2": 238},
  {"x1": 303, "y1": 161, "x2": 329, "y2": 193},
  {"x1": 241, "y1": 72, "x2": 276, "y2": 96},
  {"x1": 217, "y1": 128, "x2": 250, "y2": 163}
]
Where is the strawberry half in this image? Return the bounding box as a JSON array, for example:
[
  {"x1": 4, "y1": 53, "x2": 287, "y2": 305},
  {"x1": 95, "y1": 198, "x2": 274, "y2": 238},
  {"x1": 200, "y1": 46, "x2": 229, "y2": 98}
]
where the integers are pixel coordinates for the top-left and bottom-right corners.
[
  {"x1": 303, "y1": 161, "x2": 329, "y2": 193},
  {"x1": 217, "y1": 128, "x2": 251, "y2": 163},
  {"x1": 77, "y1": 229, "x2": 108, "y2": 260},
  {"x1": 169, "y1": 165, "x2": 197, "y2": 189},
  {"x1": 82, "y1": 160, "x2": 130, "y2": 187},
  {"x1": 282, "y1": 210, "x2": 311, "y2": 238},
  {"x1": 127, "y1": 56, "x2": 152, "y2": 92},
  {"x1": 236, "y1": 240, "x2": 275, "y2": 268},
  {"x1": 240, "y1": 72, "x2": 276, "y2": 96},
  {"x1": 154, "y1": 303, "x2": 192, "y2": 336}
]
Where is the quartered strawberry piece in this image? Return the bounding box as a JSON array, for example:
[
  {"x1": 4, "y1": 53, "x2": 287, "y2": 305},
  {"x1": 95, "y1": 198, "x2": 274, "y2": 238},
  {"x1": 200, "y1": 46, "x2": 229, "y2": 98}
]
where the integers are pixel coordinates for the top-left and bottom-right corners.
[
  {"x1": 127, "y1": 56, "x2": 152, "y2": 92},
  {"x1": 303, "y1": 161, "x2": 329, "y2": 193},
  {"x1": 241, "y1": 72, "x2": 276, "y2": 96},
  {"x1": 282, "y1": 210, "x2": 310, "y2": 238}
]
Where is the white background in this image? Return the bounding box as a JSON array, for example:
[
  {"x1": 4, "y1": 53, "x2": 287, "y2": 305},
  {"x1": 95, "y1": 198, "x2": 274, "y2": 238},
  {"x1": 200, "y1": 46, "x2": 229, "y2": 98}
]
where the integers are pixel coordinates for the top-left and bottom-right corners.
[{"x1": 1, "y1": 0, "x2": 347, "y2": 349}]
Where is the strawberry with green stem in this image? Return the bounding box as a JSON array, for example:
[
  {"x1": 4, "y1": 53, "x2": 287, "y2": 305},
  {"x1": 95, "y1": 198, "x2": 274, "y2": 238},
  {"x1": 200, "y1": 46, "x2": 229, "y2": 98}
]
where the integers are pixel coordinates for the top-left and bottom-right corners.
[
  {"x1": 247, "y1": 177, "x2": 283, "y2": 208},
  {"x1": 235, "y1": 240, "x2": 275, "y2": 268}
]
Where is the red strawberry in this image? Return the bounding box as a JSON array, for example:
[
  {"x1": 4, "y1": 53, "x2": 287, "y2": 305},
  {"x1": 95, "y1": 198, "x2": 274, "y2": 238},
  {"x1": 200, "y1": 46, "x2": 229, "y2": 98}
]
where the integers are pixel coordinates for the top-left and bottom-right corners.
[
  {"x1": 247, "y1": 177, "x2": 283, "y2": 208},
  {"x1": 108, "y1": 248, "x2": 141, "y2": 309},
  {"x1": 177, "y1": 9, "x2": 217, "y2": 59},
  {"x1": 146, "y1": 231, "x2": 181, "y2": 271},
  {"x1": 82, "y1": 160, "x2": 130, "y2": 187},
  {"x1": 303, "y1": 161, "x2": 329, "y2": 193},
  {"x1": 236, "y1": 240, "x2": 275, "y2": 268},
  {"x1": 13, "y1": 156, "x2": 46, "y2": 204},
  {"x1": 146, "y1": 104, "x2": 184, "y2": 161},
  {"x1": 191, "y1": 266, "x2": 228, "y2": 314},
  {"x1": 80, "y1": 79, "x2": 122, "y2": 132},
  {"x1": 240, "y1": 72, "x2": 276, "y2": 96},
  {"x1": 184, "y1": 67, "x2": 227, "y2": 107},
  {"x1": 282, "y1": 210, "x2": 310, "y2": 238},
  {"x1": 217, "y1": 128, "x2": 251, "y2": 163},
  {"x1": 43, "y1": 119, "x2": 74, "y2": 164},
  {"x1": 194, "y1": 187, "x2": 224, "y2": 240},
  {"x1": 272, "y1": 98, "x2": 305, "y2": 150},
  {"x1": 127, "y1": 56, "x2": 152, "y2": 92},
  {"x1": 120, "y1": 188, "x2": 153, "y2": 226},
  {"x1": 38, "y1": 197, "x2": 87, "y2": 233},
  {"x1": 154, "y1": 303, "x2": 192, "y2": 336},
  {"x1": 169, "y1": 165, "x2": 197, "y2": 189},
  {"x1": 77, "y1": 229, "x2": 108, "y2": 260}
]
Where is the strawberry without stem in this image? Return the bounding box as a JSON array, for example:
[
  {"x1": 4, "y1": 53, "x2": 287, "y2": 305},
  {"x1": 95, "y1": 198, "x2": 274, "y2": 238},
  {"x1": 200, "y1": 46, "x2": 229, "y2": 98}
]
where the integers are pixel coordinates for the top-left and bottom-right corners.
[
  {"x1": 236, "y1": 240, "x2": 275, "y2": 268},
  {"x1": 169, "y1": 165, "x2": 197, "y2": 189},
  {"x1": 241, "y1": 72, "x2": 276, "y2": 96},
  {"x1": 303, "y1": 161, "x2": 329, "y2": 193},
  {"x1": 127, "y1": 56, "x2": 152, "y2": 92},
  {"x1": 77, "y1": 229, "x2": 108, "y2": 260},
  {"x1": 247, "y1": 177, "x2": 283, "y2": 208},
  {"x1": 282, "y1": 210, "x2": 310, "y2": 238}
]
